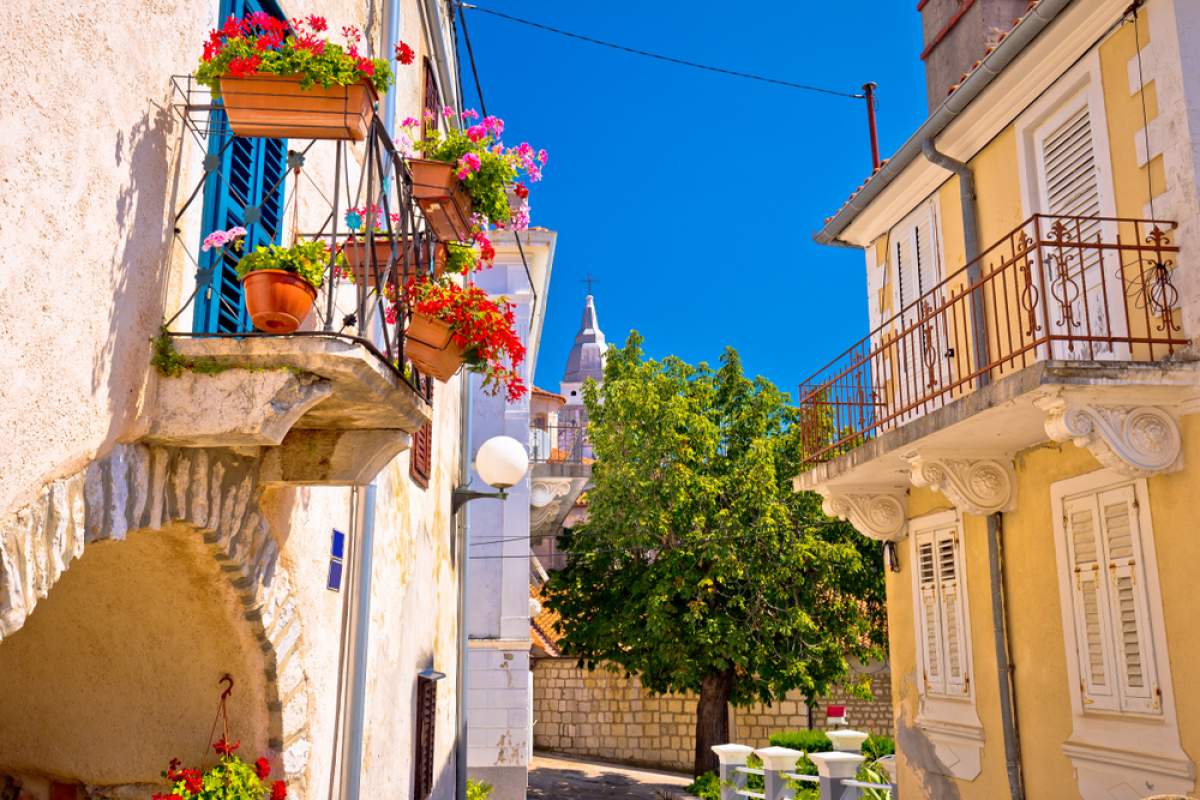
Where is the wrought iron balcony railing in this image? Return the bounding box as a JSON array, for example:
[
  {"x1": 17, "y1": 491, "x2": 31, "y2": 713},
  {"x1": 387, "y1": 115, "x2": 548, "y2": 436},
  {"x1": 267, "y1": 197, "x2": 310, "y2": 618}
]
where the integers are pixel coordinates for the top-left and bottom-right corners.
[
  {"x1": 166, "y1": 76, "x2": 442, "y2": 393},
  {"x1": 530, "y1": 422, "x2": 592, "y2": 465},
  {"x1": 797, "y1": 214, "x2": 1188, "y2": 466}
]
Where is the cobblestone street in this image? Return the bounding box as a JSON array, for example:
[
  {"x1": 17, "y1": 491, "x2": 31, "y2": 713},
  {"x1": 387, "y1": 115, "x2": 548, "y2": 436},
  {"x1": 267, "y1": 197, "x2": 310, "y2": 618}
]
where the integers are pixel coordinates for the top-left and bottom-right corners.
[{"x1": 527, "y1": 753, "x2": 694, "y2": 799}]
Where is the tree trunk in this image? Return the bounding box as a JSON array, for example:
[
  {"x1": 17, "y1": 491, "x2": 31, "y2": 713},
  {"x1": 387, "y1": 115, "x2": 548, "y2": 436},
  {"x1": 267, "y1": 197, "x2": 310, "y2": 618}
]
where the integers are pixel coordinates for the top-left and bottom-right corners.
[{"x1": 694, "y1": 670, "x2": 735, "y2": 777}]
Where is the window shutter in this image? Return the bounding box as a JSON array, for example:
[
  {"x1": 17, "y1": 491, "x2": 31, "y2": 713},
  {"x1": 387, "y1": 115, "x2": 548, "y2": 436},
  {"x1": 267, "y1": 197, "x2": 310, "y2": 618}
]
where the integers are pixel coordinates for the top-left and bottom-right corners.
[
  {"x1": 1064, "y1": 495, "x2": 1120, "y2": 711},
  {"x1": 422, "y1": 57, "x2": 441, "y2": 143},
  {"x1": 936, "y1": 529, "x2": 969, "y2": 696},
  {"x1": 410, "y1": 420, "x2": 432, "y2": 489},
  {"x1": 413, "y1": 674, "x2": 438, "y2": 799},
  {"x1": 1097, "y1": 486, "x2": 1159, "y2": 713},
  {"x1": 916, "y1": 533, "x2": 947, "y2": 695}
]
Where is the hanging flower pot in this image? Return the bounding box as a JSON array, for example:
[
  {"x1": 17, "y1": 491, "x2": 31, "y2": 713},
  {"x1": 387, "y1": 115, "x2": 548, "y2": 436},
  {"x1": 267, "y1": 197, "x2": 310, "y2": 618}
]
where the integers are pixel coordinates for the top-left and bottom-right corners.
[
  {"x1": 195, "y1": 15, "x2": 400, "y2": 141},
  {"x1": 219, "y1": 75, "x2": 378, "y2": 141},
  {"x1": 237, "y1": 241, "x2": 329, "y2": 333},
  {"x1": 406, "y1": 312, "x2": 465, "y2": 381},
  {"x1": 341, "y1": 237, "x2": 448, "y2": 288},
  {"x1": 408, "y1": 159, "x2": 475, "y2": 242}
]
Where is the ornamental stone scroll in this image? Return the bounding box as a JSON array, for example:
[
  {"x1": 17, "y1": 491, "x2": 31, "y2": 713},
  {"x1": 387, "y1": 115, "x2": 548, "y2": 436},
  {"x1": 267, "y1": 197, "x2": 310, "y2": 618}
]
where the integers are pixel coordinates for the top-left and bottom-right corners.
[
  {"x1": 818, "y1": 486, "x2": 908, "y2": 543},
  {"x1": 1037, "y1": 397, "x2": 1183, "y2": 477},
  {"x1": 906, "y1": 453, "x2": 1017, "y2": 515}
]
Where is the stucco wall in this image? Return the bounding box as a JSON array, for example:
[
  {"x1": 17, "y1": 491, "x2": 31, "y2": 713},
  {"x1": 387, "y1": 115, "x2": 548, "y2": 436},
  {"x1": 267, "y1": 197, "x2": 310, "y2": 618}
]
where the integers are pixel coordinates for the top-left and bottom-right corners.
[
  {"x1": 532, "y1": 658, "x2": 894, "y2": 774},
  {"x1": 0, "y1": 1, "x2": 468, "y2": 798}
]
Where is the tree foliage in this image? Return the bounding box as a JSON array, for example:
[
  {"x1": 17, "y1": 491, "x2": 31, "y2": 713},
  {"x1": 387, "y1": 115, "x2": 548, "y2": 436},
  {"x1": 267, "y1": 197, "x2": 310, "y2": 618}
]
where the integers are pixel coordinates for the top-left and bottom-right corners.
[{"x1": 542, "y1": 334, "x2": 886, "y2": 771}]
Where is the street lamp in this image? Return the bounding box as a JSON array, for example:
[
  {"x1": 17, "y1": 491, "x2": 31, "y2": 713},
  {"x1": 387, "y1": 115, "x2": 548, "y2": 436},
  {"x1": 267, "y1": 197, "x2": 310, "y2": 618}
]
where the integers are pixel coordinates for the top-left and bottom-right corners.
[{"x1": 451, "y1": 435, "x2": 529, "y2": 513}]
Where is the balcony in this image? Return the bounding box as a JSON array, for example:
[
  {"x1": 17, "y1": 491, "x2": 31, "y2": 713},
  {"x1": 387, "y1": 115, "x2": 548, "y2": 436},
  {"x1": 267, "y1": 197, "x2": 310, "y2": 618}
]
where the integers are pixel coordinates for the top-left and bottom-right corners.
[
  {"x1": 795, "y1": 215, "x2": 1199, "y2": 529},
  {"x1": 529, "y1": 422, "x2": 591, "y2": 557},
  {"x1": 145, "y1": 77, "x2": 444, "y2": 484}
]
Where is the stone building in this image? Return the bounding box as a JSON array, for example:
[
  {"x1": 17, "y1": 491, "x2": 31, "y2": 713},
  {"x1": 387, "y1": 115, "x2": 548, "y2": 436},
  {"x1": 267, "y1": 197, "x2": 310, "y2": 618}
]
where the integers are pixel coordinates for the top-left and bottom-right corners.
[{"x1": 0, "y1": 1, "x2": 536, "y2": 798}]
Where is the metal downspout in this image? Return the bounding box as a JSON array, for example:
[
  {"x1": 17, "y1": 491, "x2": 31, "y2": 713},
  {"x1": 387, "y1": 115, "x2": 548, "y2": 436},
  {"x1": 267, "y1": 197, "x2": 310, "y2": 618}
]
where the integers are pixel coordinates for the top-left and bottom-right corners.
[
  {"x1": 986, "y1": 513, "x2": 1025, "y2": 800},
  {"x1": 340, "y1": 484, "x2": 378, "y2": 800},
  {"x1": 920, "y1": 139, "x2": 990, "y2": 387},
  {"x1": 456, "y1": 374, "x2": 474, "y2": 799}
]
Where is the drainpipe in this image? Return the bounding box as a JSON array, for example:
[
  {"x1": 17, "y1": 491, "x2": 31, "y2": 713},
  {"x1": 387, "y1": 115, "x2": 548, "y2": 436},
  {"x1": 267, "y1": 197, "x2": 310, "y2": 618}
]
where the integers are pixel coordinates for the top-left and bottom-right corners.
[
  {"x1": 920, "y1": 138, "x2": 990, "y2": 387},
  {"x1": 455, "y1": 373, "x2": 474, "y2": 799},
  {"x1": 339, "y1": 484, "x2": 378, "y2": 800},
  {"x1": 986, "y1": 513, "x2": 1025, "y2": 800}
]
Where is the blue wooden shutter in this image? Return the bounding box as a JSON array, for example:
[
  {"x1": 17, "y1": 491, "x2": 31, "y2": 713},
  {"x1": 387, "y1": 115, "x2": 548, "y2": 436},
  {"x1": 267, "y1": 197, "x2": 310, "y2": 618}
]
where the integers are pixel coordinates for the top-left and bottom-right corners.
[{"x1": 194, "y1": 0, "x2": 289, "y2": 334}]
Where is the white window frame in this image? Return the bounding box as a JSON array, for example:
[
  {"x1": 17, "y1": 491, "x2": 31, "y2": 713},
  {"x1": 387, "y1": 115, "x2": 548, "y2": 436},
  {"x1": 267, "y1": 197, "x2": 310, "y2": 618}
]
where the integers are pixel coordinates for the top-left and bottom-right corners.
[
  {"x1": 1050, "y1": 468, "x2": 1192, "y2": 795},
  {"x1": 908, "y1": 509, "x2": 983, "y2": 781}
]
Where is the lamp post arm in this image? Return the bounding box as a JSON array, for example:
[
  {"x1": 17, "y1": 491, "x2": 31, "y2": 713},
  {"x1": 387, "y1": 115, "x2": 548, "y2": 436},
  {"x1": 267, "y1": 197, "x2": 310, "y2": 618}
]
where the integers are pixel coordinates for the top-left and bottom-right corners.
[{"x1": 451, "y1": 486, "x2": 509, "y2": 514}]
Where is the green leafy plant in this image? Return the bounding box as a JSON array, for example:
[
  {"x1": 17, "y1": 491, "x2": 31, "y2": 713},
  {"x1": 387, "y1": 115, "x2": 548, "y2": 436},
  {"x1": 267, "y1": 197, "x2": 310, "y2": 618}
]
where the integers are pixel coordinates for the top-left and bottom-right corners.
[
  {"x1": 862, "y1": 734, "x2": 895, "y2": 762},
  {"x1": 154, "y1": 738, "x2": 286, "y2": 800},
  {"x1": 236, "y1": 240, "x2": 329, "y2": 289},
  {"x1": 446, "y1": 242, "x2": 481, "y2": 274},
  {"x1": 466, "y1": 778, "x2": 492, "y2": 800},
  {"x1": 196, "y1": 14, "x2": 395, "y2": 95},
  {"x1": 856, "y1": 760, "x2": 894, "y2": 800},
  {"x1": 541, "y1": 336, "x2": 888, "y2": 776},
  {"x1": 684, "y1": 772, "x2": 720, "y2": 800}
]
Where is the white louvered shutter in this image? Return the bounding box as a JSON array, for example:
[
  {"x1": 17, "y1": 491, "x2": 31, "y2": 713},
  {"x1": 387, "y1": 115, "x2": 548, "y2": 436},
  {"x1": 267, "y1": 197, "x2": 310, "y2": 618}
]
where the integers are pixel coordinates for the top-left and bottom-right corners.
[
  {"x1": 936, "y1": 528, "x2": 969, "y2": 696},
  {"x1": 1037, "y1": 103, "x2": 1112, "y2": 351},
  {"x1": 1097, "y1": 486, "x2": 1159, "y2": 713},
  {"x1": 916, "y1": 533, "x2": 947, "y2": 695},
  {"x1": 1064, "y1": 495, "x2": 1120, "y2": 711}
]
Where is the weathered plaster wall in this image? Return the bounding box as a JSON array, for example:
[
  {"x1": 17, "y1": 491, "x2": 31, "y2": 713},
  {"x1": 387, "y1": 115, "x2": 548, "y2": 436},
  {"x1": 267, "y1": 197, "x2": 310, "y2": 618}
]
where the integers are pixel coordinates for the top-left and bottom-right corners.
[
  {"x1": 532, "y1": 658, "x2": 895, "y2": 774},
  {"x1": 0, "y1": 525, "x2": 272, "y2": 789}
]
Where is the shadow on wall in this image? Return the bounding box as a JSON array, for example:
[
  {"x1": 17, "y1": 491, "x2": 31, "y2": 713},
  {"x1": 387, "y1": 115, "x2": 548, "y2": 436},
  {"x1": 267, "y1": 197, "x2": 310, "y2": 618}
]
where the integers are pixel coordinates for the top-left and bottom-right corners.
[
  {"x1": 895, "y1": 710, "x2": 960, "y2": 800},
  {"x1": 96, "y1": 100, "x2": 176, "y2": 447}
]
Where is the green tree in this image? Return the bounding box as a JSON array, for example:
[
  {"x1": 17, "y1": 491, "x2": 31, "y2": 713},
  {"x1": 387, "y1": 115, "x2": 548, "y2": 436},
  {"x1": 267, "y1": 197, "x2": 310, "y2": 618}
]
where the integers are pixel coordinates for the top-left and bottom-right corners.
[{"x1": 542, "y1": 334, "x2": 886, "y2": 776}]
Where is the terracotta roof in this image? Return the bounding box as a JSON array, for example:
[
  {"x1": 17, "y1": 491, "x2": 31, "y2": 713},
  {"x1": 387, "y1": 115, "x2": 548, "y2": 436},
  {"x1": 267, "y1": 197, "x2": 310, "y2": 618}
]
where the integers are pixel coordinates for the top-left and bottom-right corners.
[
  {"x1": 530, "y1": 583, "x2": 563, "y2": 657},
  {"x1": 820, "y1": 0, "x2": 1041, "y2": 232},
  {"x1": 531, "y1": 386, "x2": 567, "y2": 403}
]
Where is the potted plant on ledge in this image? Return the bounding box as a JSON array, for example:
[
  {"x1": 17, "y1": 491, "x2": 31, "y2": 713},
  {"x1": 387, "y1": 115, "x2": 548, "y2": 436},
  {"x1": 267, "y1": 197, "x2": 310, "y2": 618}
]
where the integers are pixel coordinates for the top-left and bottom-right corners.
[
  {"x1": 195, "y1": 14, "x2": 406, "y2": 141},
  {"x1": 237, "y1": 239, "x2": 329, "y2": 333},
  {"x1": 398, "y1": 277, "x2": 526, "y2": 401},
  {"x1": 404, "y1": 110, "x2": 546, "y2": 242},
  {"x1": 339, "y1": 205, "x2": 449, "y2": 288}
]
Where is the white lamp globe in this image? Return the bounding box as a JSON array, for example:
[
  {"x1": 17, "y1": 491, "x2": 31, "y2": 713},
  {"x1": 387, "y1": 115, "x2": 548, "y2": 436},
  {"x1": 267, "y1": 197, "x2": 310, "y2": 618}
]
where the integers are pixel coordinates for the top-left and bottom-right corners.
[{"x1": 474, "y1": 435, "x2": 529, "y2": 489}]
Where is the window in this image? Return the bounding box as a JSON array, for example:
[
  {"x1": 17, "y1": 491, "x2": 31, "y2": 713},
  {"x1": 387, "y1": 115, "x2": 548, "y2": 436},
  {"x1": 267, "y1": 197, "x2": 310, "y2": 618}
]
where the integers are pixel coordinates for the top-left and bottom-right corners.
[
  {"x1": 410, "y1": 421, "x2": 432, "y2": 488},
  {"x1": 1058, "y1": 480, "x2": 1160, "y2": 715},
  {"x1": 413, "y1": 672, "x2": 441, "y2": 799},
  {"x1": 194, "y1": 0, "x2": 288, "y2": 334},
  {"x1": 421, "y1": 57, "x2": 441, "y2": 143},
  {"x1": 891, "y1": 199, "x2": 942, "y2": 328},
  {"x1": 914, "y1": 522, "x2": 970, "y2": 698}
]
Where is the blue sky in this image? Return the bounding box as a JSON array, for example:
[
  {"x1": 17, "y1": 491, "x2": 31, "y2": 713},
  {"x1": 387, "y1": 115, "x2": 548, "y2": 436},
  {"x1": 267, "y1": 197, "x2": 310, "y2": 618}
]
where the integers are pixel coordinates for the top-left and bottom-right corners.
[{"x1": 456, "y1": 2, "x2": 928, "y2": 398}]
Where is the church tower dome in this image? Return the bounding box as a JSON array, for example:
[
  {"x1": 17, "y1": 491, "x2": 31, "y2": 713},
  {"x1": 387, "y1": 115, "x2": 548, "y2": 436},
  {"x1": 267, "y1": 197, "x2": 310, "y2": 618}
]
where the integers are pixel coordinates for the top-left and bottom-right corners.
[{"x1": 560, "y1": 293, "x2": 606, "y2": 406}]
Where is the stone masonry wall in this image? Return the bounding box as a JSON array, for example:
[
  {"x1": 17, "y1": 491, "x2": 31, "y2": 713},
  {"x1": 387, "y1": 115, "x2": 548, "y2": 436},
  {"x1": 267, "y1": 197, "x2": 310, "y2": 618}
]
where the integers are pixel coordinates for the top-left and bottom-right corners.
[{"x1": 531, "y1": 658, "x2": 893, "y2": 774}]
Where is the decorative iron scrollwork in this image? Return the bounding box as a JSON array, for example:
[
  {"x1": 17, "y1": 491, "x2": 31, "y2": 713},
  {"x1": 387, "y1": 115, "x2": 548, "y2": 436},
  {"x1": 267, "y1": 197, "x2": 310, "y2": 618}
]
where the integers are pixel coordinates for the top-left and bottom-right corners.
[{"x1": 1124, "y1": 226, "x2": 1182, "y2": 333}]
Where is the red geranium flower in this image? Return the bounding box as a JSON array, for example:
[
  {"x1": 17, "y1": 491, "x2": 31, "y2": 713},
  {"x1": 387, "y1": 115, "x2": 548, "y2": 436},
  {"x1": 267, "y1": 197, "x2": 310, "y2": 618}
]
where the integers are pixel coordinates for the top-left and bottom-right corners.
[
  {"x1": 227, "y1": 55, "x2": 261, "y2": 77},
  {"x1": 213, "y1": 737, "x2": 241, "y2": 756},
  {"x1": 182, "y1": 769, "x2": 203, "y2": 794},
  {"x1": 357, "y1": 56, "x2": 375, "y2": 76},
  {"x1": 256, "y1": 757, "x2": 272, "y2": 779},
  {"x1": 513, "y1": 182, "x2": 529, "y2": 200},
  {"x1": 272, "y1": 780, "x2": 288, "y2": 800},
  {"x1": 395, "y1": 40, "x2": 415, "y2": 65}
]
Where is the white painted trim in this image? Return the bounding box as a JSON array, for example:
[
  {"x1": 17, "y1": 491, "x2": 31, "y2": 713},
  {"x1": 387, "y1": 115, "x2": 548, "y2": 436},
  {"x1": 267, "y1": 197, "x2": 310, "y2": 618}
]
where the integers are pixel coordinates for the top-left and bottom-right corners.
[
  {"x1": 907, "y1": 509, "x2": 984, "y2": 781},
  {"x1": 1015, "y1": 49, "x2": 1118, "y2": 222},
  {"x1": 467, "y1": 638, "x2": 533, "y2": 651},
  {"x1": 836, "y1": 0, "x2": 1131, "y2": 247},
  {"x1": 1049, "y1": 468, "x2": 1194, "y2": 796}
]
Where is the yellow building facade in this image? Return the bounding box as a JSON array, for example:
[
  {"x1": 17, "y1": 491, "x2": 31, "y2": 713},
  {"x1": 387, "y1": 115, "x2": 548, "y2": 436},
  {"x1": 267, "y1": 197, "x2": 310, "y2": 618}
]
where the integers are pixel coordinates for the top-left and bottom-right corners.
[{"x1": 798, "y1": 1, "x2": 1200, "y2": 798}]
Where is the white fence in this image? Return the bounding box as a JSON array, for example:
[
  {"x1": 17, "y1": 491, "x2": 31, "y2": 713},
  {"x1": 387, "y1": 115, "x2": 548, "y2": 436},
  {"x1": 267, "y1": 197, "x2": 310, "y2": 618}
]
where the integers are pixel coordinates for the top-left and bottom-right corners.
[{"x1": 712, "y1": 739, "x2": 897, "y2": 800}]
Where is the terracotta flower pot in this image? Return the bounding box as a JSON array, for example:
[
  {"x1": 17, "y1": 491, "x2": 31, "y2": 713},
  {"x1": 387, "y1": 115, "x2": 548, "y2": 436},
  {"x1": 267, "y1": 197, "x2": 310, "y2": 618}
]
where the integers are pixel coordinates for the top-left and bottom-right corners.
[
  {"x1": 341, "y1": 238, "x2": 447, "y2": 287},
  {"x1": 241, "y1": 269, "x2": 317, "y2": 333},
  {"x1": 408, "y1": 159, "x2": 474, "y2": 242},
  {"x1": 405, "y1": 312, "x2": 465, "y2": 382},
  {"x1": 218, "y1": 75, "x2": 377, "y2": 141}
]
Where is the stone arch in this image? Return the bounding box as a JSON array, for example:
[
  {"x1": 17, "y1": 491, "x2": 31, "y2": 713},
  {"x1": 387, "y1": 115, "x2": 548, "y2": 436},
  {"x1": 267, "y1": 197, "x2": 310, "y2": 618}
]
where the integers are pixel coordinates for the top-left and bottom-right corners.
[{"x1": 0, "y1": 443, "x2": 313, "y2": 792}]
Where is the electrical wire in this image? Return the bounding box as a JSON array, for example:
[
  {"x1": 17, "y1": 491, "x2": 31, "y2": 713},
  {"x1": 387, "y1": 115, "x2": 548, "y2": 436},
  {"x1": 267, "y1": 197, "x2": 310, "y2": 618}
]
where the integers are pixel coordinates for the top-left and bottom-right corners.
[{"x1": 460, "y1": 3, "x2": 864, "y2": 100}]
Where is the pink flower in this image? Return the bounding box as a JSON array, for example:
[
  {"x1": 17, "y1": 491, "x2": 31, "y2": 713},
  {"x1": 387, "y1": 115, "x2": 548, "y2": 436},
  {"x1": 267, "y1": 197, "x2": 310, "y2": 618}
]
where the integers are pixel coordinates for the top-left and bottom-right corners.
[
  {"x1": 461, "y1": 109, "x2": 480, "y2": 121},
  {"x1": 537, "y1": 149, "x2": 548, "y2": 165},
  {"x1": 399, "y1": 116, "x2": 419, "y2": 128},
  {"x1": 466, "y1": 125, "x2": 487, "y2": 142},
  {"x1": 201, "y1": 226, "x2": 246, "y2": 252},
  {"x1": 482, "y1": 115, "x2": 504, "y2": 135},
  {"x1": 441, "y1": 105, "x2": 455, "y2": 119},
  {"x1": 456, "y1": 152, "x2": 482, "y2": 179},
  {"x1": 511, "y1": 201, "x2": 530, "y2": 231}
]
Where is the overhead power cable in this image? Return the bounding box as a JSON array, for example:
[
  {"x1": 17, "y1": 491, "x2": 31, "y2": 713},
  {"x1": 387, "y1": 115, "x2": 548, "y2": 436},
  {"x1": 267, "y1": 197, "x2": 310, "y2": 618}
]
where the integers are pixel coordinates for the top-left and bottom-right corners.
[{"x1": 460, "y1": 3, "x2": 864, "y2": 100}]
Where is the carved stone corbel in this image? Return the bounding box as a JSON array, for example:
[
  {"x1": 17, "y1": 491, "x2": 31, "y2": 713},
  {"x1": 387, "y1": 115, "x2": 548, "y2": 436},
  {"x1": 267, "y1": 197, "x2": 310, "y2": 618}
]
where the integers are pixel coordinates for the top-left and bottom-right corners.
[
  {"x1": 1037, "y1": 396, "x2": 1183, "y2": 476},
  {"x1": 818, "y1": 486, "x2": 908, "y2": 542},
  {"x1": 906, "y1": 453, "x2": 1016, "y2": 515}
]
